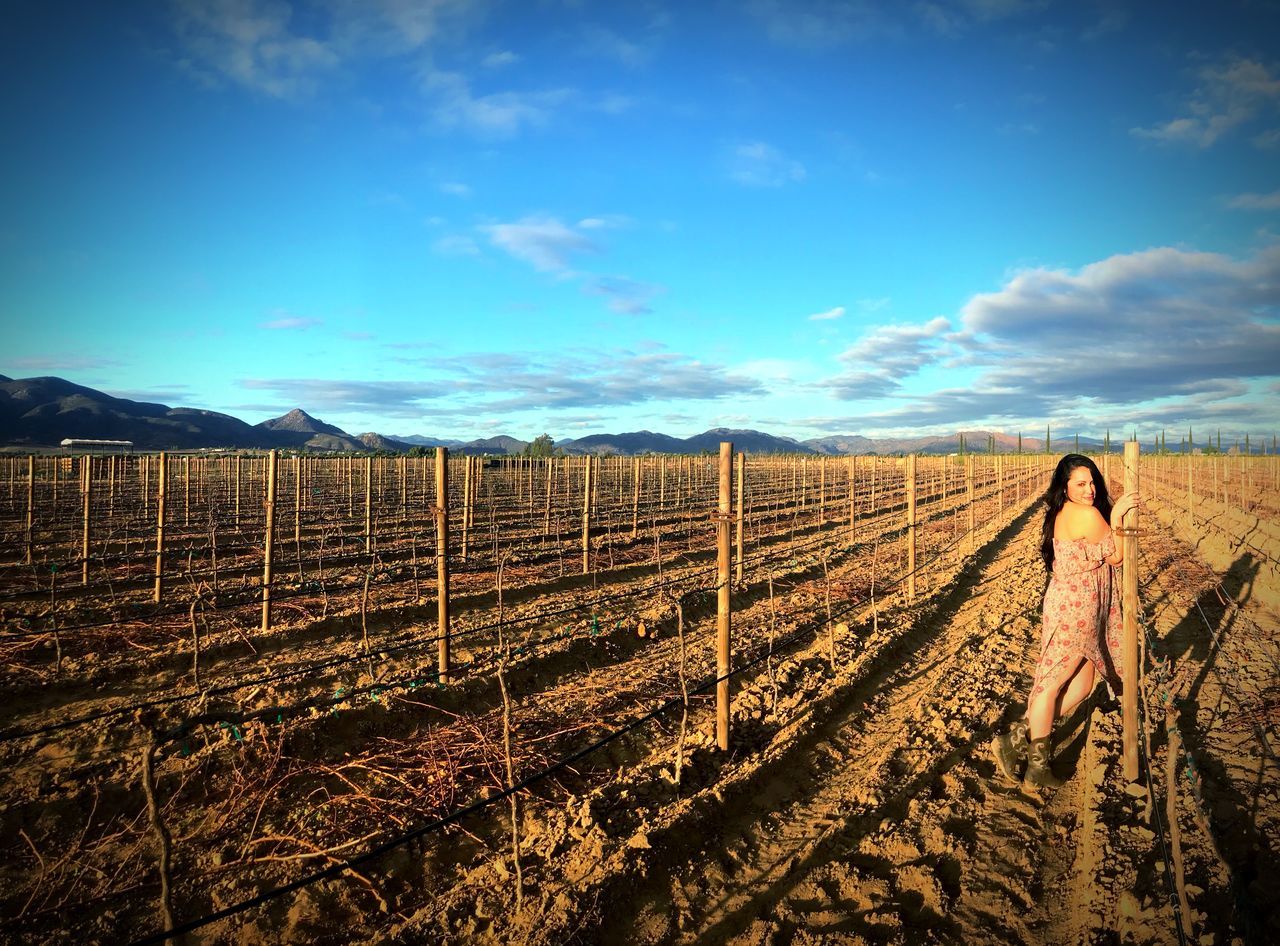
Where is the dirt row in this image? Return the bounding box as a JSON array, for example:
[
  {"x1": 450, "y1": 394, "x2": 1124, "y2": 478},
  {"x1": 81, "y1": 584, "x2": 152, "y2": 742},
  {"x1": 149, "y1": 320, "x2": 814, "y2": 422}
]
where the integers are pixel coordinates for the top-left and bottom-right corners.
[
  {"x1": 4, "y1": 475, "x2": 1274, "y2": 945},
  {"x1": 381, "y1": 494, "x2": 1276, "y2": 946},
  {"x1": 0, "y1": 485, "x2": 1020, "y2": 943}
]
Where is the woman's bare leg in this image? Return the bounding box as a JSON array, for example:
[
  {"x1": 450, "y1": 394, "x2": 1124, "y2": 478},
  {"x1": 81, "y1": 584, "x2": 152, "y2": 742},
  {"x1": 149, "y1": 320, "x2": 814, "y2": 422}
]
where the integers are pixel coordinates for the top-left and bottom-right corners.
[
  {"x1": 1056, "y1": 660, "x2": 1096, "y2": 721},
  {"x1": 1026, "y1": 658, "x2": 1085, "y2": 740}
]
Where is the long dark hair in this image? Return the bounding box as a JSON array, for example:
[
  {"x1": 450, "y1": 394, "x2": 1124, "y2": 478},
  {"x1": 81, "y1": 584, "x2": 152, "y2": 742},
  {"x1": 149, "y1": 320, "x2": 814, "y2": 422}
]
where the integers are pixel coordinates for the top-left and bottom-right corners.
[{"x1": 1040, "y1": 454, "x2": 1114, "y2": 571}]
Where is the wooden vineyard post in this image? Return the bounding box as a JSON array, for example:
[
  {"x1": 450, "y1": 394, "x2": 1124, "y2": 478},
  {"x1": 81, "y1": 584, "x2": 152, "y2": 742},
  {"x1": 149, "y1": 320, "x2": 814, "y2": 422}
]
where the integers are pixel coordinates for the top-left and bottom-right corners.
[
  {"x1": 346, "y1": 456, "x2": 353, "y2": 517},
  {"x1": 592, "y1": 456, "x2": 600, "y2": 516},
  {"x1": 1121, "y1": 441, "x2": 1140, "y2": 781},
  {"x1": 183, "y1": 456, "x2": 190, "y2": 527},
  {"x1": 435, "y1": 448, "x2": 451, "y2": 682},
  {"x1": 262, "y1": 449, "x2": 278, "y2": 635},
  {"x1": 364, "y1": 456, "x2": 373, "y2": 552},
  {"x1": 631, "y1": 457, "x2": 641, "y2": 539},
  {"x1": 1186, "y1": 454, "x2": 1194, "y2": 526},
  {"x1": 234, "y1": 455, "x2": 241, "y2": 526},
  {"x1": 818, "y1": 456, "x2": 826, "y2": 527},
  {"x1": 966, "y1": 455, "x2": 975, "y2": 552},
  {"x1": 905, "y1": 454, "x2": 917, "y2": 600},
  {"x1": 717, "y1": 441, "x2": 733, "y2": 752},
  {"x1": 25, "y1": 454, "x2": 34, "y2": 565},
  {"x1": 294, "y1": 454, "x2": 302, "y2": 555},
  {"x1": 581, "y1": 455, "x2": 593, "y2": 575},
  {"x1": 735, "y1": 452, "x2": 745, "y2": 583},
  {"x1": 462, "y1": 456, "x2": 472, "y2": 561},
  {"x1": 847, "y1": 455, "x2": 856, "y2": 539},
  {"x1": 154, "y1": 452, "x2": 167, "y2": 604},
  {"x1": 544, "y1": 457, "x2": 553, "y2": 537},
  {"x1": 81, "y1": 455, "x2": 91, "y2": 585}
]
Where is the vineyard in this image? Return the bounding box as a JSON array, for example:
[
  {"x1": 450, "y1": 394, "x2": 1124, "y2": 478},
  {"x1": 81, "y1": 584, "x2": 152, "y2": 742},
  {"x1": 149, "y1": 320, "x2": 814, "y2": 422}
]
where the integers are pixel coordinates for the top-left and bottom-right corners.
[{"x1": 0, "y1": 448, "x2": 1275, "y2": 945}]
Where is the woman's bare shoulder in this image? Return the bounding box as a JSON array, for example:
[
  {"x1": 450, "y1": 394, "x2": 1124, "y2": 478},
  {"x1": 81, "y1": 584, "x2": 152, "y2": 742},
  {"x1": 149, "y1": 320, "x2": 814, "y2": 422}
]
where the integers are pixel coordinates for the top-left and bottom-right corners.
[{"x1": 1053, "y1": 504, "x2": 1111, "y2": 542}]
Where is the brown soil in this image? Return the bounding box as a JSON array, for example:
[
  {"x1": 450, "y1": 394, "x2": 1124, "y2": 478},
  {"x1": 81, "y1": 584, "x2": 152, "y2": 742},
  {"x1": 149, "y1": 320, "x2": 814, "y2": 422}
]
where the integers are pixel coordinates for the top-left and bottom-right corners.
[{"x1": 2, "y1": 480, "x2": 1276, "y2": 946}]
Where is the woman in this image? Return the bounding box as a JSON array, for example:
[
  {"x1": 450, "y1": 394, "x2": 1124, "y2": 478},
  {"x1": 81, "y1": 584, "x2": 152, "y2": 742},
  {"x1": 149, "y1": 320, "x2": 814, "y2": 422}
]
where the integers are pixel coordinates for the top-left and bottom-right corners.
[{"x1": 990, "y1": 453, "x2": 1139, "y2": 790}]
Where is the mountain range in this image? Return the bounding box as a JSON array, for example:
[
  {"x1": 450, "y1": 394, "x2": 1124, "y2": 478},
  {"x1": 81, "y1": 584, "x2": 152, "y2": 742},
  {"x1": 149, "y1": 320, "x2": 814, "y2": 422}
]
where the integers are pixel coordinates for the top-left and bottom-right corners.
[{"x1": 0, "y1": 374, "x2": 1100, "y2": 455}]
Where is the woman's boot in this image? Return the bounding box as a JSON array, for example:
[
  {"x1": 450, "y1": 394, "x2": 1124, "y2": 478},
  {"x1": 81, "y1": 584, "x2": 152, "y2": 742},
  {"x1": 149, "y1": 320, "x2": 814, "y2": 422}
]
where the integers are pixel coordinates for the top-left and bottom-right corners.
[
  {"x1": 1022, "y1": 736, "x2": 1065, "y2": 791},
  {"x1": 989, "y1": 716, "x2": 1029, "y2": 783}
]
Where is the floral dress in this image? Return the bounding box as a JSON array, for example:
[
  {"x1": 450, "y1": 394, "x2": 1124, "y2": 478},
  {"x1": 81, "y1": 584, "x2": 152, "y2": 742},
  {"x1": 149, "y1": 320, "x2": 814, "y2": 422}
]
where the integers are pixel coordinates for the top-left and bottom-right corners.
[{"x1": 1027, "y1": 533, "x2": 1123, "y2": 705}]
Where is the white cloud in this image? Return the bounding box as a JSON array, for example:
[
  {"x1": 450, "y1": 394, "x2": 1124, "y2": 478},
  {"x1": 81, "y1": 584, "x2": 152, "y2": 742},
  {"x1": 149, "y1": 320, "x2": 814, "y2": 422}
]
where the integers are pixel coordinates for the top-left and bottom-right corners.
[
  {"x1": 584, "y1": 276, "x2": 663, "y2": 315},
  {"x1": 837, "y1": 317, "x2": 952, "y2": 374},
  {"x1": 432, "y1": 234, "x2": 481, "y2": 256},
  {"x1": 730, "y1": 141, "x2": 806, "y2": 187},
  {"x1": 260, "y1": 313, "x2": 323, "y2": 330},
  {"x1": 439, "y1": 180, "x2": 472, "y2": 197},
  {"x1": 808, "y1": 306, "x2": 845, "y2": 321},
  {"x1": 169, "y1": 0, "x2": 339, "y2": 99},
  {"x1": 1228, "y1": 190, "x2": 1280, "y2": 211},
  {"x1": 6, "y1": 355, "x2": 121, "y2": 372},
  {"x1": 482, "y1": 50, "x2": 520, "y2": 68},
  {"x1": 579, "y1": 25, "x2": 650, "y2": 66},
  {"x1": 746, "y1": 0, "x2": 887, "y2": 48},
  {"x1": 423, "y1": 69, "x2": 573, "y2": 136},
  {"x1": 1132, "y1": 57, "x2": 1280, "y2": 149},
  {"x1": 840, "y1": 245, "x2": 1280, "y2": 428},
  {"x1": 577, "y1": 215, "x2": 630, "y2": 230},
  {"x1": 484, "y1": 216, "x2": 599, "y2": 274}
]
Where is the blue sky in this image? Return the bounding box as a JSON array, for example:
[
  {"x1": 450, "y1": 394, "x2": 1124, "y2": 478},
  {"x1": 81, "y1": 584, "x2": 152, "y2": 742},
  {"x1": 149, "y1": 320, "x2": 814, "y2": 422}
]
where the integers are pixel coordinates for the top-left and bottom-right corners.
[{"x1": 3, "y1": 0, "x2": 1278, "y2": 443}]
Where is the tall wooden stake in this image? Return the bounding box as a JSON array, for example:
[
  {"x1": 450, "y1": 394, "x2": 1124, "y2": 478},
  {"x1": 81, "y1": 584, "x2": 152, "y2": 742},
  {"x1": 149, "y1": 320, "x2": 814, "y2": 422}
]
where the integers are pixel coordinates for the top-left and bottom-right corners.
[
  {"x1": 81, "y1": 455, "x2": 91, "y2": 585},
  {"x1": 847, "y1": 455, "x2": 856, "y2": 539},
  {"x1": 966, "y1": 455, "x2": 975, "y2": 551},
  {"x1": 262, "y1": 449, "x2": 278, "y2": 635},
  {"x1": 1121, "y1": 441, "x2": 1140, "y2": 781},
  {"x1": 462, "y1": 456, "x2": 472, "y2": 561},
  {"x1": 905, "y1": 454, "x2": 917, "y2": 601},
  {"x1": 435, "y1": 447, "x2": 451, "y2": 682},
  {"x1": 735, "y1": 452, "x2": 745, "y2": 584},
  {"x1": 154, "y1": 453, "x2": 167, "y2": 604},
  {"x1": 581, "y1": 455, "x2": 593, "y2": 574},
  {"x1": 717, "y1": 442, "x2": 733, "y2": 751},
  {"x1": 631, "y1": 456, "x2": 641, "y2": 538},
  {"x1": 364, "y1": 456, "x2": 373, "y2": 552},
  {"x1": 25, "y1": 455, "x2": 34, "y2": 565}
]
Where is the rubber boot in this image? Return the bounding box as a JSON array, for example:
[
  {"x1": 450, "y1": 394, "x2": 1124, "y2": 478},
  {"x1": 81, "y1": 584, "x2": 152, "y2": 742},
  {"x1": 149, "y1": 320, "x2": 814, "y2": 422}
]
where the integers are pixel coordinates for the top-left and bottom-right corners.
[
  {"x1": 1022, "y1": 736, "x2": 1065, "y2": 791},
  {"x1": 989, "y1": 716, "x2": 1029, "y2": 783}
]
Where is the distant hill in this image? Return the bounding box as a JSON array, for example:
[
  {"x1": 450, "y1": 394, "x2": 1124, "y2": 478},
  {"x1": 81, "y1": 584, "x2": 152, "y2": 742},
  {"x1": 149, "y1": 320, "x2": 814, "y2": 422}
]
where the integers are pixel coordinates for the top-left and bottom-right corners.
[
  {"x1": 0, "y1": 376, "x2": 277, "y2": 449},
  {"x1": 258, "y1": 408, "x2": 347, "y2": 437},
  {"x1": 458, "y1": 435, "x2": 528, "y2": 456},
  {"x1": 256, "y1": 408, "x2": 368, "y2": 451},
  {"x1": 388, "y1": 434, "x2": 465, "y2": 448},
  {"x1": 0, "y1": 374, "x2": 1121, "y2": 456},
  {"x1": 560, "y1": 430, "x2": 689, "y2": 455},
  {"x1": 358, "y1": 432, "x2": 418, "y2": 452},
  {"x1": 684, "y1": 427, "x2": 816, "y2": 454}
]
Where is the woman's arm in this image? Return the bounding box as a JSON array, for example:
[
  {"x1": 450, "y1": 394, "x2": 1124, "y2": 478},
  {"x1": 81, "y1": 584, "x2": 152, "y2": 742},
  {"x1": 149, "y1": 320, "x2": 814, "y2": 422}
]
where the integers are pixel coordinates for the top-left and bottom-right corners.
[{"x1": 1104, "y1": 492, "x2": 1140, "y2": 566}]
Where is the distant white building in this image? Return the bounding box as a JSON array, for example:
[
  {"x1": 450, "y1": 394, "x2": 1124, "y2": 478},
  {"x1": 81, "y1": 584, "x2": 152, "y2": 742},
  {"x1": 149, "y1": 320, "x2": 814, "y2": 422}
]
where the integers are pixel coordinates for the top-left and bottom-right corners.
[{"x1": 60, "y1": 438, "x2": 134, "y2": 454}]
